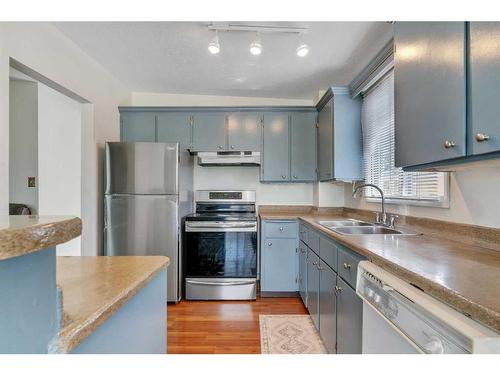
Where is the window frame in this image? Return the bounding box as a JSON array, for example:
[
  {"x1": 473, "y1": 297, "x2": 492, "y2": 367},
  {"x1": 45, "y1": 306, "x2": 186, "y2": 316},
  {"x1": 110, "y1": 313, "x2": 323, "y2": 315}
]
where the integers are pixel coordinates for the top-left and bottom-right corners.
[{"x1": 360, "y1": 70, "x2": 450, "y2": 208}]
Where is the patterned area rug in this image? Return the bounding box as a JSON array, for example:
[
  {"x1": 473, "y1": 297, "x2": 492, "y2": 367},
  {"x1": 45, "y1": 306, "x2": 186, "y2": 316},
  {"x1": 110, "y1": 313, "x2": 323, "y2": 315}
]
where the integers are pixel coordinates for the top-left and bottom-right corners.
[{"x1": 259, "y1": 315, "x2": 327, "y2": 354}]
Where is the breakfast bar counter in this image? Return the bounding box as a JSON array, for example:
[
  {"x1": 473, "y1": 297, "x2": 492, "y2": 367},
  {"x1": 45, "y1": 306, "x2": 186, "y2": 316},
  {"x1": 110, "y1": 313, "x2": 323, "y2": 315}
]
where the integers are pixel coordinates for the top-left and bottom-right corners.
[
  {"x1": 54, "y1": 256, "x2": 169, "y2": 353},
  {"x1": 0, "y1": 215, "x2": 169, "y2": 354}
]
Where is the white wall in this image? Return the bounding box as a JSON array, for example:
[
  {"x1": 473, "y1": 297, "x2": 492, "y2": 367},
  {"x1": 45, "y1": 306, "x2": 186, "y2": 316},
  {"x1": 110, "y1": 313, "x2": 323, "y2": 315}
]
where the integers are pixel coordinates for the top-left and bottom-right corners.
[
  {"x1": 38, "y1": 83, "x2": 82, "y2": 256},
  {"x1": 126, "y1": 92, "x2": 313, "y2": 107},
  {"x1": 9, "y1": 80, "x2": 38, "y2": 214},
  {"x1": 345, "y1": 159, "x2": 500, "y2": 228},
  {"x1": 194, "y1": 164, "x2": 314, "y2": 206},
  {"x1": 313, "y1": 181, "x2": 345, "y2": 208},
  {"x1": 0, "y1": 22, "x2": 130, "y2": 256}
]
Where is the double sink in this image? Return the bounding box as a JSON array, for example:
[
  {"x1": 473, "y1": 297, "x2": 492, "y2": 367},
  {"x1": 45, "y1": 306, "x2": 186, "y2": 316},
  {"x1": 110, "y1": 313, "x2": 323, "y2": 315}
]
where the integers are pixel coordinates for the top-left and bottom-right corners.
[{"x1": 318, "y1": 219, "x2": 416, "y2": 236}]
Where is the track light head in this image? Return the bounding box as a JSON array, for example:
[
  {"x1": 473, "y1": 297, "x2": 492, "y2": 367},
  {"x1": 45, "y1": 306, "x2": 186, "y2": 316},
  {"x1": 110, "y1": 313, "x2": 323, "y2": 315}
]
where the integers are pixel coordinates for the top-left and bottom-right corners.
[
  {"x1": 208, "y1": 30, "x2": 220, "y2": 54},
  {"x1": 249, "y1": 33, "x2": 262, "y2": 55}
]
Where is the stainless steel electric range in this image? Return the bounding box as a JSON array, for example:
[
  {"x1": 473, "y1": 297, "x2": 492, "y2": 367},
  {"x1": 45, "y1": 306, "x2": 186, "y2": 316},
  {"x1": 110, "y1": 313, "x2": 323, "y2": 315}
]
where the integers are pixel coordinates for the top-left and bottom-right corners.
[{"x1": 184, "y1": 190, "x2": 257, "y2": 300}]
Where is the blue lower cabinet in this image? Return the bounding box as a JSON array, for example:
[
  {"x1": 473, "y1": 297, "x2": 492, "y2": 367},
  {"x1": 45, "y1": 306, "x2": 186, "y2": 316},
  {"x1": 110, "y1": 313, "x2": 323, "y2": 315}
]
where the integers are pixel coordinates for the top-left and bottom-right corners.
[
  {"x1": 336, "y1": 276, "x2": 362, "y2": 354},
  {"x1": 307, "y1": 250, "x2": 320, "y2": 329},
  {"x1": 319, "y1": 261, "x2": 337, "y2": 354},
  {"x1": 298, "y1": 242, "x2": 308, "y2": 306},
  {"x1": 261, "y1": 237, "x2": 298, "y2": 292}
]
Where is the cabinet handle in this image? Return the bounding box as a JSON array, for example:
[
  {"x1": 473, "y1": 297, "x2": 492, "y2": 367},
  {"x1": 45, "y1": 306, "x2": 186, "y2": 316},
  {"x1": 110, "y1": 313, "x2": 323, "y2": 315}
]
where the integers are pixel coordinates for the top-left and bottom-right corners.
[
  {"x1": 312, "y1": 261, "x2": 318, "y2": 266},
  {"x1": 475, "y1": 133, "x2": 490, "y2": 142},
  {"x1": 230, "y1": 145, "x2": 235, "y2": 149},
  {"x1": 267, "y1": 242, "x2": 272, "y2": 247},
  {"x1": 281, "y1": 175, "x2": 287, "y2": 179},
  {"x1": 293, "y1": 175, "x2": 298, "y2": 179},
  {"x1": 317, "y1": 265, "x2": 324, "y2": 271},
  {"x1": 443, "y1": 140, "x2": 456, "y2": 149},
  {"x1": 218, "y1": 145, "x2": 224, "y2": 150},
  {"x1": 279, "y1": 227, "x2": 284, "y2": 231},
  {"x1": 335, "y1": 285, "x2": 343, "y2": 295},
  {"x1": 343, "y1": 262, "x2": 351, "y2": 270}
]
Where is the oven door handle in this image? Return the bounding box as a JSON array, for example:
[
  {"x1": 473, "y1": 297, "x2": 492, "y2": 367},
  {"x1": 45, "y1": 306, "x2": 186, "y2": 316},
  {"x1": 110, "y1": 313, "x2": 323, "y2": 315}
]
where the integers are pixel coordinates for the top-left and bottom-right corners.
[
  {"x1": 186, "y1": 280, "x2": 256, "y2": 287},
  {"x1": 186, "y1": 222, "x2": 255, "y2": 228},
  {"x1": 185, "y1": 222, "x2": 257, "y2": 232}
]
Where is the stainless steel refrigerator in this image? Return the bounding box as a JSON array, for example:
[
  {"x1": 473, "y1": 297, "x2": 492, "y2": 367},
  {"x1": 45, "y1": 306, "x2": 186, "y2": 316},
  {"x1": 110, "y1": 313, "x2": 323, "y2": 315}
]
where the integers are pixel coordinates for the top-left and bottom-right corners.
[{"x1": 104, "y1": 142, "x2": 193, "y2": 302}]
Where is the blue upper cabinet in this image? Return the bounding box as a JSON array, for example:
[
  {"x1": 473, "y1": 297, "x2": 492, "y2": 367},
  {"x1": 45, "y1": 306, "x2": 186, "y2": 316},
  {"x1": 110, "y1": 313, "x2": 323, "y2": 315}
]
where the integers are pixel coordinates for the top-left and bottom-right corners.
[
  {"x1": 261, "y1": 112, "x2": 290, "y2": 182},
  {"x1": 191, "y1": 112, "x2": 227, "y2": 151},
  {"x1": 227, "y1": 112, "x2": 261, "y2": 151},
  {"x1": 469, "y1": 22, "x2": 500, "y2": 156},
  {"x1": 291, "y1": 112, "x2": 317, "y2": 181},
  {"x1": 120, "y1": 112, "x2": 156, "y2": 142},
  {"x1": 394, "y1": 22, "x2": 467, "y2": 168},
  {"x1": 317, "y1": 88, "x2": 362, "y2": 181},
  {"x1": 156, "y1": 112, "x2": 192, "y2": 148}
]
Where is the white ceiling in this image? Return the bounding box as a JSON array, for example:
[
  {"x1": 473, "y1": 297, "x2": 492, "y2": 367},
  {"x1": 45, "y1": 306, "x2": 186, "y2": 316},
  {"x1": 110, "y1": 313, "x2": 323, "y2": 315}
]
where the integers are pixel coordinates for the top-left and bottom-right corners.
[{"x1": 54, "y1": 22, "x2": 393, "y2": 100}]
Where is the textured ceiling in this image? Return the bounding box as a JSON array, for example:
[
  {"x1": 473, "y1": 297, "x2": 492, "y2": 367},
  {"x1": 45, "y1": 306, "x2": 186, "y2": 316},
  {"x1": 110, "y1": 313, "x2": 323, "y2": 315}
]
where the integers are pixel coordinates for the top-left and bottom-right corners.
[{"x1": 54, "y1": 22, "x2": 393, "y2": 100}]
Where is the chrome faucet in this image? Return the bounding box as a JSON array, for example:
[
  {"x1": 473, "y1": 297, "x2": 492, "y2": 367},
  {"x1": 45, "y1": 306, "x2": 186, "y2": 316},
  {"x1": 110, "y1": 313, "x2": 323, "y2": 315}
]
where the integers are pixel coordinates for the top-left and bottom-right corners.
[{"x1": 352, "y1": 183, "x2": 396, "y2": 228}]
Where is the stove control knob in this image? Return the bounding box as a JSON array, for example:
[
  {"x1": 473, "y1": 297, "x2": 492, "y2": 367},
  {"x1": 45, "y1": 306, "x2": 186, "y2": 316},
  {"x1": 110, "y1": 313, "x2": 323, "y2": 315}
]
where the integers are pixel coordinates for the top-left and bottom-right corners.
[{"x1": 423, "y1": 336, "x2": 444, "y2": 354}]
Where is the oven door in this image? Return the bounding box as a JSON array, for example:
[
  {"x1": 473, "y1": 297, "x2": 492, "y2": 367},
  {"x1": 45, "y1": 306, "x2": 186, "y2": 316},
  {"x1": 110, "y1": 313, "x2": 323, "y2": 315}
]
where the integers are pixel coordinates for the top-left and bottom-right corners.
[{"x1": 185, "y1": 221, "x2": 257, "y2": 278}]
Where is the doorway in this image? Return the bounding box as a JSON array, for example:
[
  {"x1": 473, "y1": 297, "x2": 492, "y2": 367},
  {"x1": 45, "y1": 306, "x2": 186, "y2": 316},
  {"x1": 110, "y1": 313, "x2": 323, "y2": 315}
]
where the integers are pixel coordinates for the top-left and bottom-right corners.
[{"x1": 9, "y1": 67, "x2": 83, "y2": 256}]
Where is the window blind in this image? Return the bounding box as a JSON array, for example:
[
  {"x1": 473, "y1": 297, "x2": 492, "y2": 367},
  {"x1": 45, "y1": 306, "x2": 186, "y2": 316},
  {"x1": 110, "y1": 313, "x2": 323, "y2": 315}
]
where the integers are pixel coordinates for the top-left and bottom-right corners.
[{"x1": 361, "y1": 70, "x2": 447, "y2": 203}]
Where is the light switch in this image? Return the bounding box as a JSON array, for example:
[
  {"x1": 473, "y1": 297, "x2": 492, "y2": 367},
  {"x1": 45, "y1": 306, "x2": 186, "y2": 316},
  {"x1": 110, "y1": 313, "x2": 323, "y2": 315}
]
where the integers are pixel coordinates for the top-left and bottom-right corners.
[{"x1": 28, "y1": 177, "x2": 36, "y2": 188}]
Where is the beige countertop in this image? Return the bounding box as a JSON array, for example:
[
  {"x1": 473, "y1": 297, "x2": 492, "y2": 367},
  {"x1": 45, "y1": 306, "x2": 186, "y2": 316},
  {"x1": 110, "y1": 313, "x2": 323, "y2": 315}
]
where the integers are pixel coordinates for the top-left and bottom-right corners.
[
  {"x1": 54, "y1": 256, "x2": 170, "y2": 353},
  {"x1": 0, "y1": 215, "x2": 81, "y2": 260},
  {"x1": 259, "y1": 207, "x2": 500, "y2": 333}
]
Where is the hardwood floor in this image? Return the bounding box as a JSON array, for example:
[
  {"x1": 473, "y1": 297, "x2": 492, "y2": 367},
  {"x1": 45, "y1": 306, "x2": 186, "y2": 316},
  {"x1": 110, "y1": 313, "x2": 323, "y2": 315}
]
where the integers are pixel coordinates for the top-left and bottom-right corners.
[{"x1": 167, "y1": 295, "x2": 308, "y2": 354}]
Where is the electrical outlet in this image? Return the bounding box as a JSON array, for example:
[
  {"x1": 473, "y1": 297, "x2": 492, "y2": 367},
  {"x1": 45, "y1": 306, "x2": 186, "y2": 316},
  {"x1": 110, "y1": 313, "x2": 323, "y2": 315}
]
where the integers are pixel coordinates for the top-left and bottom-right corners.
[{"x1": 28, "y1": 177, "x2": 36, "y2": 188}]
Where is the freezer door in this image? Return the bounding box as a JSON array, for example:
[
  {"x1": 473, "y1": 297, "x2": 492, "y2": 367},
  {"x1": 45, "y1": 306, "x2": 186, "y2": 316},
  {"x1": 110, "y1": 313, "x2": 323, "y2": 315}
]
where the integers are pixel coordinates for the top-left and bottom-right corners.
[
  {"x1": 105, "y1": 142, "x2": 179, "y2": 195},
  {"x1": 104, "y1": 194, "x2": 180, "y2": 301}
]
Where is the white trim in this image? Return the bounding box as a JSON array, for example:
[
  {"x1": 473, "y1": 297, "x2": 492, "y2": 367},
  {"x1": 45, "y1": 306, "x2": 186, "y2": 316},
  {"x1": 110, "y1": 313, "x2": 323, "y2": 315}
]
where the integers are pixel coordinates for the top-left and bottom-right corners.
[{"x1": 364, "y1": 174, "x2": 451, "y2": 209}]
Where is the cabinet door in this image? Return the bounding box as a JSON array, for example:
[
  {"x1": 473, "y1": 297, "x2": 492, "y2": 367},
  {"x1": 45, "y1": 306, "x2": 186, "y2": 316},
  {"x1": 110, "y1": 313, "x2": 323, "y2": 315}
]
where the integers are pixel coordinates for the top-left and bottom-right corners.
[
  {"x1": 298, "y1": 242, "x2": 308, "y2": 306},
  {"x1": 469, "y1": 22, "x2": 500, "y2": 156},
  {"x1": 307, "y1": 250, "x2": 320, "y2": 329},
  {"x1": 120, "y1": 112, "x2": 156, "y2": 142},
  {"x1": 317, "y1": 99, "x2": 333, "y2": 180},
  {"x1": 227, "y1": 112, "x2": 261, "y2": 151},
  {"x1": 319, "y1": 261, "x2": 337, "y2": 354},
  {"x1": 291, "y1": 112, "x2": 317, "y2": 181},
  {"x1": 261, "y1": 238, "x2": 297, "y2": 292},
  {"x1": 333, "y1": 94, "x2": 362, "y2": 180},
  {"x1": 394, "y1": 22, "x2": 466, "y2": 167},
  {"x1": 156, "y1": 112, "x2": 192, "y2": 148},
  {"x1": 191, "y1": 112, "x2": 226, "y2": 151},
  {"x1": 261, "y1": 113, "x2": 290, "y2": 182},
  {"x1": 336, "y1": 277, "x2": 362, "y2": 354}
]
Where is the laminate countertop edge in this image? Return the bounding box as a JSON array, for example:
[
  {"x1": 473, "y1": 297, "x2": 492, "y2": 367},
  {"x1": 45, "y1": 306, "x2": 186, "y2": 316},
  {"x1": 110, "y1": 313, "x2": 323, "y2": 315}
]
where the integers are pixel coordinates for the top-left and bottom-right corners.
[
  {"x1": 53, "y1": 256, "x2": 170, "y2": 353},
  {"x1": 260, "y1": 212, "x2": 500, "y2": 334},
  {"x1": 0, "y1": 216, "x2": 82, "y2": 261}
]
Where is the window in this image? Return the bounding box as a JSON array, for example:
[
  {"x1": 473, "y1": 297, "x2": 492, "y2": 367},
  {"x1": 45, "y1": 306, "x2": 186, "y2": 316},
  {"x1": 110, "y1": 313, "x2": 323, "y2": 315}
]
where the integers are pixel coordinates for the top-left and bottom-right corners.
[{"x1": 361, "y1": 70, "x2": 448, "y2": 206}]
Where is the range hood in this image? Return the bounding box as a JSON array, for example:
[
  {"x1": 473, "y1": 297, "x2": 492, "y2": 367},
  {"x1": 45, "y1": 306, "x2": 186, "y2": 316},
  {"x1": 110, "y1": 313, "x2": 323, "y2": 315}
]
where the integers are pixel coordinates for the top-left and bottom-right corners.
[{"x1": 197, "y1": 151, "x2": 260, "y2": 166}]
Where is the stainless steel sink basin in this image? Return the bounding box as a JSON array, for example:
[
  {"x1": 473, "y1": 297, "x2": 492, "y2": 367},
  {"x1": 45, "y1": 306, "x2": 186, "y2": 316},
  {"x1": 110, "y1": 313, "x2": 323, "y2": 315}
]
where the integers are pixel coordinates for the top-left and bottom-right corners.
[
  {"x1": 331, "y1": 226, "x2": 407, "y2": 235},
  {"x1": 318, "y1": 220, "x2": 373, "y2": 228}
]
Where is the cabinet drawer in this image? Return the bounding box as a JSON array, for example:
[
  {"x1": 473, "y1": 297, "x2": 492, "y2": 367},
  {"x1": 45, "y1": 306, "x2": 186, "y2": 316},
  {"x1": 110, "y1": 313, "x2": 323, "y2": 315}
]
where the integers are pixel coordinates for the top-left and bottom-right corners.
[
  {"x1": 305, "y1": 228, "x2": 320, "y2": 255},
  {"x1": 319, "y1": 235, "x2": 337, "y2": 272},
  {"x1": 299, "y1": 223, "x2": 308, "y2": 243},
  {"x1": 337, "y1": 246, "x2": 364, "y2": 289},
  {"x1": 264, "y1": 221, "x2": 297, "y2": 238}
]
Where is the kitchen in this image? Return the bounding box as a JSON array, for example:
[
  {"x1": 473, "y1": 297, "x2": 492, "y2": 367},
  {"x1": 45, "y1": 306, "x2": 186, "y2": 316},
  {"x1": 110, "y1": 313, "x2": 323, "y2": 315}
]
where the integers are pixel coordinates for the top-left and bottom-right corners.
[{"x1": 1, "y1": 2, "x2": 500, "y2": 372}]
